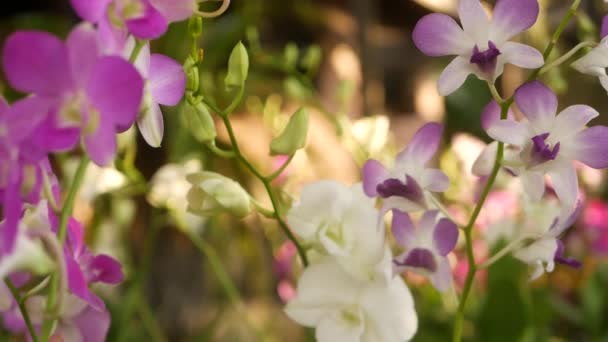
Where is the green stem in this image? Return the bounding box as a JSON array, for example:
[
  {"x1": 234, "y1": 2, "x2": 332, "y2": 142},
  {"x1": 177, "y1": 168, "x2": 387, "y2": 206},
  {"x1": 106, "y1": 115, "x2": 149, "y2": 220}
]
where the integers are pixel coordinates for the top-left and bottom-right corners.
[
  {"x1": 265, "y1": 154, "x2": 295, "y2": 182},
  {"x1": 41, "y1": 156, "x2": 89, "y2": 341},
  {"x1": 206, "y1": 141, "x2": 236, "y2": 158},
  {"x1": 203, "y1": 95, "x2": 309, "y2": 267},
  {"x1": 129, "y1": 39, "x2": 146, "y2": 63},
  {"x1": 540, "y1": 41, "x2": 596, "y2": 75},
  {"x1": 135, "y1": 292, "x2": 168, "y2": 342},
  {"x1": 5, "y1": 279, "x2": 38, "y2": 342}
]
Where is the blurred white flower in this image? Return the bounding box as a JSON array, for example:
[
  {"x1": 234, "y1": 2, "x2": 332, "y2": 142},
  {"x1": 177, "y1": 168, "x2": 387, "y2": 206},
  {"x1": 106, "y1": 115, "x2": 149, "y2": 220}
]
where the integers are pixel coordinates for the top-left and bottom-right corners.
[
  {"x1": 285, "y1": 254, "x2": 418, "y2": 342},
  {"x1": 63, "y1": 158, "x2": 127, "y2": 202},
  {"x1": 186, "y1": 171, "x2": 252, "y2": 218}
]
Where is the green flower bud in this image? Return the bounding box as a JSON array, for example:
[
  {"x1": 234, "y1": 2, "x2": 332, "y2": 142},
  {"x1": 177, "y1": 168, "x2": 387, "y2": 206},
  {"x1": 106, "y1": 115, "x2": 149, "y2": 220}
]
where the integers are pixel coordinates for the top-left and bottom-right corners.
[
  {"x1": 302, "y1": 45, "x2": 322, "y2": 74},
  {"x1": 283, "y1": 42, "x2": 299, "y2": 69},
  {"x1": 270, "y1": 108, "x2": 309, "y2": 156},
  {"x1": 186, "y1": 172, "x2": 252, "y2": 217},
  {"x1": 180, "y1": 102, "x2": 216, "y2": 143},
  {"x1": 225, "y1": 41, "x2": 249, "y2": 89}
]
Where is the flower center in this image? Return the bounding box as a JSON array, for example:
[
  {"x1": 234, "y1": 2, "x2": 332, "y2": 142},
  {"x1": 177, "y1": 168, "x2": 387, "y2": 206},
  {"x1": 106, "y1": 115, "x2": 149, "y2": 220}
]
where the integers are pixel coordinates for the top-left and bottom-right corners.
[
  {"x1": 530, "y1": 133, "x2": 560, "y2": 165},
  {"x1": 394, "y1": 248, "x2": 437, "y2": 273},
  {"x1": 470, "y1": 41, "x2": 501, "y2": 76},
  {"x1": 376, "y1": 175, "x2": 424, "y2": 205}
]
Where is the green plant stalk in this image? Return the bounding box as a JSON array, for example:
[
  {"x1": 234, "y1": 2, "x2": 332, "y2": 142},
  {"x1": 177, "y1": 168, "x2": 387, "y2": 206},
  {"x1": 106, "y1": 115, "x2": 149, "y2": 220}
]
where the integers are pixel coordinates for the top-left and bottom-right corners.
[
  {"x1": 452, "y1": 1, "x2": 580, "y2": 340},
  {"x1": 266, "y1": 153, "x2": 295, "y2": 182},
  {"x1": 40, "y1": 156, "x2": 89, "y2": 341},
  {"x1": 202, "y1": 96, "x2": 309, "y2": 267},
  {"x1": 5, "y1": 279, "x2": 38, "y2": 342}
]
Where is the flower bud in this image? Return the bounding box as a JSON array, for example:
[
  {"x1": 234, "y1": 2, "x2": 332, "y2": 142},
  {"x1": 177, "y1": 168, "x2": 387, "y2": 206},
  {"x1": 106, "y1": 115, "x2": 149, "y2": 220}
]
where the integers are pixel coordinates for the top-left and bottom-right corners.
[
  {"x1": 188, "y1": 17, "x2": 203, "y2": 38},
  {"x1": 302, "y1": 45, "x2": 322, "y2": 74},
  {"x1": 270, "y1": 108, "x2": 309, "y2": 156},
  {"x1": 186, "y1": 172, "x2": 252, "y2": 217},
  {"x1": 283, "y1": 42, "x2": 299, "y2": 69},
  {"x1": 225, "y1": 42, "x2": 249, "y2": 89},
  {"x1": 180, "y1": 102, "x2": 217, "y2": 143}
]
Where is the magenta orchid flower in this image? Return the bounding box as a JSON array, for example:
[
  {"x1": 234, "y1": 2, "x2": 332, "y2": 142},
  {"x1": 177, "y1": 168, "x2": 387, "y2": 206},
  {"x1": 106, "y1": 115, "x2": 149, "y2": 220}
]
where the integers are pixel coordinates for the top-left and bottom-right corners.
[
  {"x1": 392, "y1": 210, "x2": 458, "y2": 292},
  {"x1": 485, "y1": 81, "x2": 608, "y2": 208},
  {"x1": 2, "y1": 24, "x2": 144, "y2": 166},
  {"x1": 413, "y1": 0, "x2": 543, "y2": 96},
  {"x1": 362, "y1": 123, "x2": 449, "y2": 213}
]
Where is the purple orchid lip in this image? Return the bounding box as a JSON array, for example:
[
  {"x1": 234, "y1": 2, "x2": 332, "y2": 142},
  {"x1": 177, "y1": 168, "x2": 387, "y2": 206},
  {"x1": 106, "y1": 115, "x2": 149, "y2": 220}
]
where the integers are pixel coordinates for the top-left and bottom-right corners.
[
  {"x1": 376, "y1": 175, "x2": 425, "y2": 205},
  {"x1": 530, "y1": 133, "x2": 560, "y2": 164},
  {"x1": 470, "y1": 41, "x2": 501, "y2": 76},
  {"x1": 394, "y1": 248, "x2": 437, "y2": 273},
  {"x1": 554, "y1": 240, "x2": 582, "y2": 269}
]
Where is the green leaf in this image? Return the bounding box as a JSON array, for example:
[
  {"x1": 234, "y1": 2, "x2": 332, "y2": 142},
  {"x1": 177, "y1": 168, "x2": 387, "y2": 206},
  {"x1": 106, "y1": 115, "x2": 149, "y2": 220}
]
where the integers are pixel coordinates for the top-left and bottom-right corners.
[
  {"x1": 225, "y1": 42, "x2": 249, "y2": 89},
  {"x1": 270, "y1": 108, "x2": 309, "y2": 156}
]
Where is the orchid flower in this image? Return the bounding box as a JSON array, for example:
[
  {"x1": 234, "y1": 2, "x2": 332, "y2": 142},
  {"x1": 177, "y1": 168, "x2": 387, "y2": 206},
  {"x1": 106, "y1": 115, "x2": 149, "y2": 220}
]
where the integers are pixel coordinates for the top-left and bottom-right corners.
[
  {"x1": 287, "y1": 181, "x2": 385, "y2": 279},
  {"x1": 362, "y1": 123, "x2": 449, "y2": 213},
  {"x1": 571, "y1": 16, "x2": 608, "y2": 93},
  {"x1": 2, "y1": 24, "x2": 144, "y2": 166},
  {"x1": 285, "y1": 255, "x2": 418, "y2": 342},
  {"x1": 392, "y1": 210, "x2": 458, "y2": 292},
  {"x1": 512, "y1": 200, "x2": 583, "y2": 280},
  {"x1": 485, "y1": 81, "x2": 608, "y2": 208},
  {"x1": 412, "y1": 0, "x2": 543, "y2": 95}
]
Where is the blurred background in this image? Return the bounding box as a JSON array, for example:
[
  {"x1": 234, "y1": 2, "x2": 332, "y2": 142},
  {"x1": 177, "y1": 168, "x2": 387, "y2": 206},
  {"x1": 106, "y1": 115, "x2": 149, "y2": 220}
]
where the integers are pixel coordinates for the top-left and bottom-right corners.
[{"x1": 3, "y1": 0, "x2": 608, "y2": 341}]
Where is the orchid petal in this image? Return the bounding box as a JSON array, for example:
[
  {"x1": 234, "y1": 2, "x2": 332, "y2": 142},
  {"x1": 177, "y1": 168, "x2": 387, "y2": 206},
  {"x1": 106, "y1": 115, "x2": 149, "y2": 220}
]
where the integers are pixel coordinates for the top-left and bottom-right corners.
[
  {"x1": 490, "y1": 0, "x2": 539, "y2": 44},
  {"x1": 70, "y1": 0, "x2": 112, "y2": 22},
  {"x1": 567, "y1": 126, "x2": 608, "y2": 169},
  {"x1": 421, "y1": 168, "x2": 450, "y2": 192},
  {"x1": 125, "y1": 1, "x2": 168, "y2": 39},
  {"x1": 551, "y1": 105, "x2": 599, "y2": 139},
  {"x1": 429, "y1": 257, "x2": 452, "y2": 292},
  {"x1": 487, "y1": 119, "x2": 530, "y2": 146},
  {"x1": 391, "y1": 210, "x2": 415, "y2": 248},
  {"x1": 149, "y1": 54, "x2": 186, "y2": 105},
  {"x1": 83, "y1": 120, "x2": 117, "y2": 167},
  {"x1": 548, "y1": 163, "x2": 578, "y2": 208},
  {"x1": 362, "y1": 159, "x2": 389, "y2": 197},
  {"x1": 458, "y1": 0, "x2": 490, "y2": 45},
  {"x1": 67, "y1": 23, "x2": 100, "y2": 89},
  {"x1": 521, "y1": 171, "x2": 545, "y2": 202},
  {"x1": 397, "y1": 122, "x2": 443, "y2": 165},
  {"x1": 472, "y1": 141, "x2": 498, "y2": 176},
  {"x1": 412, "y1": 13, "x2": 473, "y2": 57},
  {"x1": 71, "y1": 303, "x2": 111, "y2": 342},
  {"x1": 137, "y1": 102, "x2": 164, "y2": 148},
  {"x1": 514, "y1": 81, "x2": 557, "y2": 132},
  {"x1": 438, "y1": 57, "x2": 474, "y2": 96},
  {"x1": 602, "y1": 15, "x2": 608, "y2": 39},
  {"x1": 150, "y1": 0, "x2": 196, "y2": 22},
  {"x1": 433, "y1": 218, "x2": 458, "y2": 256},
  {"x1": 500, "y1": 42, "x2": 543, "y2": 69}
]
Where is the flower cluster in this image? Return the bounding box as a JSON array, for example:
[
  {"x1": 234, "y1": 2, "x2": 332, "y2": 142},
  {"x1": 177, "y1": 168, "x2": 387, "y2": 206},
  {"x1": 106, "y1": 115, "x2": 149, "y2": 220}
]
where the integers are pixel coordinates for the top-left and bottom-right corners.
[{"x1": 0, "y1": 0, "x2": 187, "y2": 339}]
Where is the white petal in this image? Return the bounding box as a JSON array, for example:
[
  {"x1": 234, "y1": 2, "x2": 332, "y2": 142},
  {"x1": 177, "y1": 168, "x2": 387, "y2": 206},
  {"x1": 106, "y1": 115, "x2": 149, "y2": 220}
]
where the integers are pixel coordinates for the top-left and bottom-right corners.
[
  {"x1": 551, "y1": 105, "x2": 599, "y2": 140},
  {"x1": 487, "y1": 119, "x2": 531, "y2": 146},
  {"x1": 458, "y1": 0, "x2": 490, "y2": 45},
  {"x1": 571, "y1": 41, "x2": 608, "y2": 75},
  {"x1": 472, "y1": 141, "x2": 498, "y2": 176},
  {"x1": 285, "y1": 259, "x2": 359, "y2": 326},
  {"x1": 430, "y1": 257, "x2": 453, "y2": 292},
  {"x1": 316, "y1": 310, "x2": 365, "y2": 342},
  {"x1": 548, "y1": 162, "x2": 579, "y2": 208},
  {"x1": 520, "y1": 171, "x2": 545, "y2": 202},
  {"x1": 438, "y1": 57, "x2": 474, "y2": 96},
  {"x1": 500, "y1": 42, "x2": 544, "y2": 69},
  {"x1": 138, "y1": 101, "x2": 164, "y2": 148},
  {"x1": 421, "y1": 168, "x2": 450, "y2": 192}
]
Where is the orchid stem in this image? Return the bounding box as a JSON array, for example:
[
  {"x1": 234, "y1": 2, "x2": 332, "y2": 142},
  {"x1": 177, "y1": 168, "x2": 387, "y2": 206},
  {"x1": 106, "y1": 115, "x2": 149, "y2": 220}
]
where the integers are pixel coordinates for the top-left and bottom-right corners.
[
  {"x1": 5, "y1": 279, "x2": 39, "y2": 342},
  {"x1": 129, "y1": 39, "x2": 146, "y2": 63},
  {"x1": 453, "y1": 2, "x2": 581, "y2": 340},
  {"x1": 478, "y1": 237, "x2": 529, "y2": 269},
  {"x1": 202, "y1": 92, "x2": 309, "y2": 267},
  {"x1": 487, "y1": 83, "x2": 504, "y2": 104},
  {"x1": 540, "y1": 41, "x2": 597, "y2": 75},
  {"x1": 40, "y1": 156, "x2": 89, "y2": 342}
]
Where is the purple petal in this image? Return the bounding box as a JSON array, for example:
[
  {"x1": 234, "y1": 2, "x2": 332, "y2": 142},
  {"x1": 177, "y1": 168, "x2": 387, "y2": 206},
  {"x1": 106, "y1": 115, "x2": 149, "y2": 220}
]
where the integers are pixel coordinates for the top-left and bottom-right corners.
[
  {"x1": 26, "y1": 111, "x2": 80, "y2": 155},
  {"x1": 66, "y1": 253, "x2": 105, "y2": 311},
  {"x1": 71, "y1": 303, "x2": 111, "y2": 342},
  {"x1": 391, "y1": 210, "x2": 415, "y2": 248},
  {"x1": 438, "y1": 56, "x2": 474, "y2": 96},
  {"x1": 554, "y1": 240, "x2": 582, "y2": 269},
  {"x1": 5, "y1": 96, "x2": 51, "y2": 144},
  {"x1": 70, "y1": 0, "x2": 112, "y2": 22},
  {"x1": 412, "y1": 13, "x2": 472, "y2": 57},
  {"x1": 377, "y1": 176, "x2": 425, "y2": 207},
  {"x1": 397, "y1": 122, "x2": 443, "y2": 165},
  {"x1": 125, "y1": 1, "x2": 168, "y2": 39},
  {"x1": 67, "y1": 23, "x2": 100, "y2": 89},
  {"x1": 2, "y1": 31, "x2": 72, "y2": 95},
  {"x1": 419, "y1": 210, "x2": 440, "y2": 232},
  {"x1": 90, "y1": 254, "x2": 124, "y2": 284},
  {"x1": 149, "y1": 54, "x2": 186, "y2": 105},
  {"x1": 97, "y1": 15, "x2": 129, "y2": 55},
  {"x1": 491, "y1": 0, "x2": 539, "y2": 43},
  {"x1": 481, "y1": 101, "x2": 501, "y2": 131},
  {"x1": 570, "y1": 126, "x2": 608, "y2": 169},
  {"x1": 514, "y1": 81, "x2": 557, "y2": 132},
  {"x1": 1, "y1": 169, "x2": 22, "y2": 255},
  {"x1": 150, "y1": 0, "x2": 196, "y2": 22},
  {"x1": 395, "y1": 248, "x2": 437, "y2": 273},
  {"x1": 362, "y1": 159, "x2": 389, "y2": 197},
  {"x1": 500, "y1": 42, "x2": 543, "y2": 69},
  {"x1": 602, "y1": 15, "x2": 608, "y2": 39},
  {"x1": 137, "y1": 102, "x2": 164, "y2": 148},
  {"x1": 86, "y1": 56, "x2": 144, "y2": 131},
  {"x1": 548, "y1": 163, "x2": 578, "y2": 208},
  {"x1": 0, "y1": 97, "x2": 8, "y2": 113},
  {"x1": 433, "y1": 218, "x2": 458, "y2": 256},
  {"x1": 83, "y1": 119, "x2": 117, "y2": 166}
]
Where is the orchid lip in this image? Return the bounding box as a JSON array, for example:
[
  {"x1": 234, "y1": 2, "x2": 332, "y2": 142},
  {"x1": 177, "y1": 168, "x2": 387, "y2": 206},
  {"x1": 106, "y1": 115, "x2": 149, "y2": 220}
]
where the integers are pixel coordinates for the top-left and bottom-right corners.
[
  {"x1": 376, "y1": 175, "x2": 425, "y2": 205},
  {"x1": 530, "y1": 133, "x2": 560, "y2": 164},
  {"x1": 394, "y1": 248, "x2": 437, "y2": 273},
  {"x1": 470, "y1": 41, "x2": 501, "y2": 76},
  {"x1": 554, "y1": 240, "x2": 582, "y2": 269}
]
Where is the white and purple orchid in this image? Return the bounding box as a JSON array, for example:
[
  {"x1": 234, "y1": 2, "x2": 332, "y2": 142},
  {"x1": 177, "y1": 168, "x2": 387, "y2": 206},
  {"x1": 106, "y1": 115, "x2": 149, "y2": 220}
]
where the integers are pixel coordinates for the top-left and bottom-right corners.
[
  {"x1": 485, "y1": 81, "x2": 608, "y2": 208},
  {"x1": 2, "y1": 24, "x2": 144, "y2": 166},
  {"x1": 392, "y1": 210, "x2": 458, "y2": 292},
  {"x1": 412, "y1": 0, "x2": 543, "y2": 95},
  {"x1": 362, "y1": 123, "x2": 449, "y2": 213},
  {"x1": 571, "y1": 16, "x2": 608, "y2": 93},
  {"x1": 512, "y1": 200, "x2": 583, "y2": 280}
]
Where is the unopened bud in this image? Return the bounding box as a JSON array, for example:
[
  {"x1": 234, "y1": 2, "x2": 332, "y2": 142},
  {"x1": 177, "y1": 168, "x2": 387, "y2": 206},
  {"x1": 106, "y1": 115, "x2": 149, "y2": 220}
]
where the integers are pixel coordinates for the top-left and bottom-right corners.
[{"x1": 186, "y1": 172, "x2": 252, "y2": 217}]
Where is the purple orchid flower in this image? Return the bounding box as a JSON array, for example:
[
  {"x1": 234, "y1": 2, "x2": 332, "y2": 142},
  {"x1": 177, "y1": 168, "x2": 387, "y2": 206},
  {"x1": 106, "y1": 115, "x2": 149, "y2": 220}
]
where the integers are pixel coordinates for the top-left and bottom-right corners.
[
  {"x1": 485, "y1": 81, "x2": 608, "y2": 208},
  {"x1": 392, "y1": 210, "x2": 458, "y2": 292},
  {"x1": 2, "y1": 24, "x2": 144, "y2": 166},
  {"x1": 362, "y1": 123, "x2": 449, "y2": 213},
  {"x1": 412, "y1": 0, "x2": 543, "y2": 96},
  {"x1": 71, "y1": 0, "x2": 169, "y2": 39}
]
